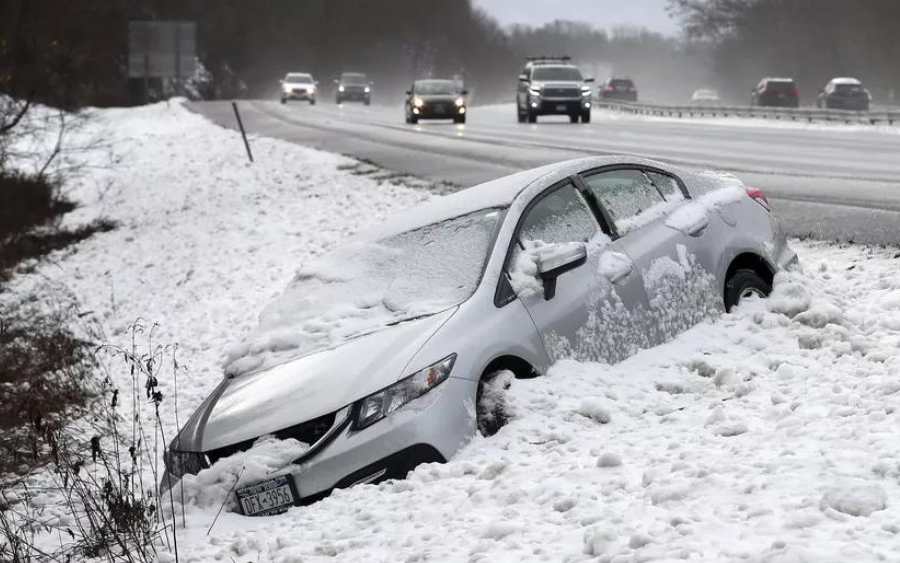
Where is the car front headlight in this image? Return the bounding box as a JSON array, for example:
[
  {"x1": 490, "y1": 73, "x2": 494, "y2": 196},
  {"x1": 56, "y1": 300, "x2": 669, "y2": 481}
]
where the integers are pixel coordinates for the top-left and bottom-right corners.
[
  {"x1": 309, "y1": 86, "x2": 316, "y2": 93},
  {"x1": 529, "y1": 87, "x2": 542, "y2": 97},
  {"x1": 339, "y1": 85, "x2": 345, "y2": 92},
  {"x1": 364, "y1": 86, "x2": 371, "y2": 93},
  {"x1": 282, "y1": 84, "x2": 291, "y2": 93},
  {"x1": 352, "y1": 354, "x2": 456, "y2": 430},
  {"x1": 413, "y1": 97, "x2": 425, "y2": 108},
  {"x1": 455, "y1": 97, "x2": 465, "y2": 107},
  {"x1": 581, "y1": 86, "x2": 592, "y2": 97},
  {"x1": 164, "y1": 449, "x2": 206, "y2": 479}
]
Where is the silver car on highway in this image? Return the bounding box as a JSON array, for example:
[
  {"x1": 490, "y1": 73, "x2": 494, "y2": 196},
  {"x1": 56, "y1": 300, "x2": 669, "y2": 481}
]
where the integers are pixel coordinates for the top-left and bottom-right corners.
[{"x1": 163, "y1": 156, "x2": 797, "y2": 515}]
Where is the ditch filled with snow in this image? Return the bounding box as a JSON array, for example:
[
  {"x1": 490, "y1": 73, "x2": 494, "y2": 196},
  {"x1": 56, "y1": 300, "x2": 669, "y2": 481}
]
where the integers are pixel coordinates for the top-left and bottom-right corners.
[{"x1": 4, "y1": 100, "x2": 899, "y2": 562}]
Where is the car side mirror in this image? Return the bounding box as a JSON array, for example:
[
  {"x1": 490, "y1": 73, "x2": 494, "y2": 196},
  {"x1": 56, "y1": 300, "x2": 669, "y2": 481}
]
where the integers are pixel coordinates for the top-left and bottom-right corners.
[
  {"x1": 460, "y1": 89, "x2": 469, "y2": 96},
  {"x1": 405, "y1": 90, "x2": 412, "y2": 96},
  {"x1": 584, "y1": 77, "x2": 595, "y2": 83},
  {"x1": 518, "y1": 74, "x2": 528, "y2": 82},
  {"x1": 536, "y1": 243, "x2": 587, "y2": 300}
]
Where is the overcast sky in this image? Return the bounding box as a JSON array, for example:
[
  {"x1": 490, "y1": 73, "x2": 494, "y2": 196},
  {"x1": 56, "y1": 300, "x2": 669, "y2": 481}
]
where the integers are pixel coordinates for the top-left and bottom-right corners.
[{"x1": 473, "y1": 0, "x2": 679, "y2": 36}]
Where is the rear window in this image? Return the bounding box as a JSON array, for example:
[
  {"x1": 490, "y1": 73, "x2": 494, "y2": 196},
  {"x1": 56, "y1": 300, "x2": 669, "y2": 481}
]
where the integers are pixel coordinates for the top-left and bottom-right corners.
[
  {"x1": 765, "y1": 81, "x2": 796, "y2": 93},
  {"x1": 834, "y1": 84, "x2": 863, "y2": 94}
]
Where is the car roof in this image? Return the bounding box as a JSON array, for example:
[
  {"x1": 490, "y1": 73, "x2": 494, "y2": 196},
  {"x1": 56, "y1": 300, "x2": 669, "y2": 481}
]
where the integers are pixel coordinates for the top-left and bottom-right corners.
[
  {"x1": 355, "y1": 156, "x2": 677, "y2": 241},
  {"x1": 829, "y1": 77, "x2": 862, "y2": 85},
  {"x1": 762, "y1": 77, "x2": 795, "y2": 83},
  {"x1": 286, "y1": 72, "x2": 312, "y2": 79}
]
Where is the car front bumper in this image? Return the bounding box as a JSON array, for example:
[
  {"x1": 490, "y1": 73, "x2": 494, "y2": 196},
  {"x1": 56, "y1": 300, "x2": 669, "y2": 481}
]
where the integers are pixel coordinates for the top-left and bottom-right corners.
[
  {"x1": 283, "y1": 91, "x2": 315, "y2": 100},
  {"x1": 161, "y1": 375, "x2": 477, "y2": 508},
  {"x1": 530, "y1": 98, "x2": 591, "y2": 114},
  {"x1": 412, "y1": 104, "x2": 466, "y2": 119}
]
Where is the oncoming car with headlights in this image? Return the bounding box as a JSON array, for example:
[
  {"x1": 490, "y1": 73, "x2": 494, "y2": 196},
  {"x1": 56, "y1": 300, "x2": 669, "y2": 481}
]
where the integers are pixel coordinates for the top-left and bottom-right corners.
[
  {"x1": 517, "y1": 57, "x2": 594, "y2": 123},
  {"x1": 280, "y1": 72, "x2": 317, "y2": 105},
  {"x1": 335, "y1": 72, "x2": 372, "y2": 105},
  {"x1": 162, "y1": 156, "x2": 797, "y2": 516},
  {"x1": 404, "y1": 79, "x2": 468, "y2": 124}
]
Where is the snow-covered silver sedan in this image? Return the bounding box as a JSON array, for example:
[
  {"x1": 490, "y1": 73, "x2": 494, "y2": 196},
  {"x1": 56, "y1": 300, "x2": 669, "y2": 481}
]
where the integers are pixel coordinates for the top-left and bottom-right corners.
[{"x1": 164, "y1": 156, "x2": 797, "y2": 515}]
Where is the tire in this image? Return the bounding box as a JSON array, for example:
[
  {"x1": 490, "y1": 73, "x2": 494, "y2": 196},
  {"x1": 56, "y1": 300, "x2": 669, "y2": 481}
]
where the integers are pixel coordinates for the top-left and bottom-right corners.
[
  {"x1": 476, "y1": 371, "x2": 513, "y2": 437},
  {"x1": 454, "y1": 115, "x2": 466, "y2": 124},
  {"x1": 517, "y1": 109, "x2": 526, "y2": 123},
  {"x1": 310, "y1": 98, "x2": 316, "y2": 105},
  {"x1": 364, "y1": 99, "x2": 371, "y2": 106},
  {"x1": 569, "y1": 114, "x2": 578, "y2": 123},
  {"x1": 335, "y1": 96, "x2": 342, "y2": 104},
  {"x1": 280, "y1": 97, "x2": 287, "y2": 104},
  {"x1": 581, "y1": 111, "x2": 591, "y2": 123},
  {"x1": 527, "y1": 112, "x2": 537, "y2": 123},
  {"x1": 409, "y1": 115, "x2": 418, "y2": 124},
  {"x1": 724, "y1": 269, "x2": 772, "y2": 312}
]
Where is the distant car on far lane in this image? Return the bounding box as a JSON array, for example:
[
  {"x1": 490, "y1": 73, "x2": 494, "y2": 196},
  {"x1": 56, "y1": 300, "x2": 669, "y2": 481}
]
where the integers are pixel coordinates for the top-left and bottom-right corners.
[
  {"x1": 690, "y1": 89, "x2": 721, "y2": 104},
  {"x1": 405, "y1": 79, "x2": 468, "y2": 124},
  {"x1": 817, "y1": 77, "x2": 871, "y2": 111},
  {"x1": 600, "y1": 78, "x2": 638, "y2": 102},
  {"x1": 751, "y1": 77, "x2": 799, "y2": 108},
  {"x1": 280, "y1": 72, "x2": 317, "y2": 105},
  {"x1": 335, "y1": 72, "x2": 372, "y2": 105}
]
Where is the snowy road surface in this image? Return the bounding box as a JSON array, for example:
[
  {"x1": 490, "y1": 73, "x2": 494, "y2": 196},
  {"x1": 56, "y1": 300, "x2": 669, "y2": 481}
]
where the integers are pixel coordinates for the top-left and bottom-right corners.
[
  {"x1": 7, "y1": 102, "x2": 900, "y2": 562},
  {"x1": 189, "y1": 100, "x2": 900, "y2": 245}
]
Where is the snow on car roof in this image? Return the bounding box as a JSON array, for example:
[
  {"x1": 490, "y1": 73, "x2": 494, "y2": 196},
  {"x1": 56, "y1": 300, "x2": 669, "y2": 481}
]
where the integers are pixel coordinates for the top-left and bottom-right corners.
[
  {"x1": 355, "y1": 156, "x2": 675, "y2": 242},
  {"x1": 763, "y1": 77, "x2": 795, "y2": 83},
  {"x1": 830, "y1": 77, "x2": 862, "y2": 85}
]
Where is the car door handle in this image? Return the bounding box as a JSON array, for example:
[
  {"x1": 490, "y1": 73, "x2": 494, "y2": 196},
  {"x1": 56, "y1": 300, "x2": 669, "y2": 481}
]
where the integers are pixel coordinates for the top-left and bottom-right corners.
[
  {"x1": 599, "y1": 251, "x2": 633, "y2": 284},
  {"x1": 686, "y1": 214, "x2": 710, "y2": 237}
]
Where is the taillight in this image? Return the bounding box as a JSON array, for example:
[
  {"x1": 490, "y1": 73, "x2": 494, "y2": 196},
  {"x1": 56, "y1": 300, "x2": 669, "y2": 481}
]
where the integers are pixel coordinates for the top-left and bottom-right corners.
[
  {"x1": 604, "y1": 86, "x2": 614, "y2": 92},
  {"x1": 746, "y1": 186, "x2": 770, "y2": 211}
]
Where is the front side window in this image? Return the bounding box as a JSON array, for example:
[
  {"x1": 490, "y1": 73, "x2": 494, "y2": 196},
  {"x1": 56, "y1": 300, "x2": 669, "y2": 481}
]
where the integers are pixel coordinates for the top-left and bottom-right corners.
[
  {"x1": 517, "y1": 183, "x2": 598, "y2": 249},
  {"x1": 582, "y1": 169, "x2": 667, "y2": 235}
]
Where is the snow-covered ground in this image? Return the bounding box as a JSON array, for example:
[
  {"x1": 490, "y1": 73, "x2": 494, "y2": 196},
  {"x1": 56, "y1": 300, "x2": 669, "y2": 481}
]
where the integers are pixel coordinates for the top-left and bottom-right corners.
[{"x1": 6, "y1": 101, "x2": 900, "y2": 562}]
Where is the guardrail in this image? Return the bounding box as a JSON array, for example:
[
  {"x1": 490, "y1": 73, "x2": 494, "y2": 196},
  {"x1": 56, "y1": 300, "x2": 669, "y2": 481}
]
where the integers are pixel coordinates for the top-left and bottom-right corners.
[{"x1": 595, "y1": 100, "x2": 900, "y2": 126}]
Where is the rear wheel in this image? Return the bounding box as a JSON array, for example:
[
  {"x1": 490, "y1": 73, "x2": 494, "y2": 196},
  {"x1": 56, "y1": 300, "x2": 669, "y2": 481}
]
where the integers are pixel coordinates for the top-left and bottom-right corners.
[
  {"x1": 724, "y1": 269, "x2": 771, "y2": 312},
  {"x1": 476, "y1": 371, "x2": 513, "y2": 437}
]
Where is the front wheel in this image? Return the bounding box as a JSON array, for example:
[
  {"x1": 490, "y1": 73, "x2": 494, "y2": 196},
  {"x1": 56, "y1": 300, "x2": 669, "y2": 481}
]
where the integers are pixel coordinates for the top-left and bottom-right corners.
[
  {"x1": 280, "y1": 97, "x2": 287, "y2": 105},
  {"x1": 476, "y1": 371, "x2": 513, "y2": 437},
  {"x1": 581, "y1": 111, "x2": 591, "y2": 123},
  {"x1": 527, "y1": 112, "x2": 537, "y2": 123},
  {"x1": 310, "y1": 98, "x2": 316, "y2": 105},
  {"x1": 724, "y1": 269, "x2": 771, "y2": 312},
  {"x1": 454, "y1": 115, "x2": 466, "y2": 124}
]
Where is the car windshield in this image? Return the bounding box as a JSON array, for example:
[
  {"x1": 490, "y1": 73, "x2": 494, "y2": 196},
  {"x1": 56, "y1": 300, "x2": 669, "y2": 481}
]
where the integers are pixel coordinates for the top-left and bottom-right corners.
[
  {"x1": 533, "y1": 66, "x2": 583, "y2": 81},
  {"x1": 286, "y1": 73, "x2": 313, "y2": 82},
  {"x1": 341, "y1": 73, "x2": 367, "y2": 84},
  {"x1": 610, "y1": 79, "x2": 634, "y2": 89},
  {"x1": 415, "y1": 80, "x2": 460, "y2": 95},
  {"x1": 225, "y1": 209, "x2": 504, "y2": 375}
]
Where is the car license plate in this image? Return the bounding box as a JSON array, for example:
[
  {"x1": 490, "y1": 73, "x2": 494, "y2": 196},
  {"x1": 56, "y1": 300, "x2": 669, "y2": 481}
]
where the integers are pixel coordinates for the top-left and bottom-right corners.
[
  {"x1": 556, "y1": 104, "x2": 567, "y2": 111},
  {"x1": 236, "y1": 474, "x2": 298, "y2": 516}
]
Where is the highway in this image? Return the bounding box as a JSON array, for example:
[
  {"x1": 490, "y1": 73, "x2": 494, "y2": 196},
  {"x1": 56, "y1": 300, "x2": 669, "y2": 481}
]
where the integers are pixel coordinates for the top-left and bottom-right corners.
[{"x1": 189, "y1": 100, "x2": 900, "y2": 245}]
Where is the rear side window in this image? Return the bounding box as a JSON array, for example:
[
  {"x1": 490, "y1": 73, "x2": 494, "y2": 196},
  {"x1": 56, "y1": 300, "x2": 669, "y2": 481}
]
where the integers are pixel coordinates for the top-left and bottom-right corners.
[
  {"x1": 582, "y1": 169, "x2": 668, "y2": 235},
  {"x1": 516, "y1": 183, "x2": 598, "y2": 247},
  {"x1": 645, "y1": 171, "x2": 685, "y2": 203}
]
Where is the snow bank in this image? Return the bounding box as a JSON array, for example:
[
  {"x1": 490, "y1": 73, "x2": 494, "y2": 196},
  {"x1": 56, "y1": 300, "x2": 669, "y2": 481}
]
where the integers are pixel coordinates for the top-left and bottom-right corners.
[{"x1": 172, "y1": 240, "x2": 900, "y2": 562}]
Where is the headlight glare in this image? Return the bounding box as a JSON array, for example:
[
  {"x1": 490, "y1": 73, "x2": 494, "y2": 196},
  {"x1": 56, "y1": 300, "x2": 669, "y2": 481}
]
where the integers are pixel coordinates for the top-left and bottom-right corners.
[
  {"x1": 454, "y1": 97, "x2": 465, "y2": 107},
  {"x1": 353, "y1": 354, "x2": 456, "y2": 430},
  {"x1": 364, "y1": 86, "x2": 371, "y2": 93},
  {"x1": 413, "y1": 97, "x2": 425, "y2": 108},
  {"x1": 339, "y1": 85, "x2": 345, "y2": 92}
]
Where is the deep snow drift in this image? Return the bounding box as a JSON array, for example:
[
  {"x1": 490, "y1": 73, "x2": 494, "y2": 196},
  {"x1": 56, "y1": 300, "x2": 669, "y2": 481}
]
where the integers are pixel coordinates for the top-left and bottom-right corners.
[{"x1": 4, "y1": 101, "x2": 899, "y2": 562}]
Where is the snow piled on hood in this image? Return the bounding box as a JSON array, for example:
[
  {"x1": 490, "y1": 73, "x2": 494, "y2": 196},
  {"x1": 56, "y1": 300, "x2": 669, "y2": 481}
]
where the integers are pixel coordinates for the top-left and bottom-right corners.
[{"x1": 172, "y1": 240, "x2": 900, "y2": 562}]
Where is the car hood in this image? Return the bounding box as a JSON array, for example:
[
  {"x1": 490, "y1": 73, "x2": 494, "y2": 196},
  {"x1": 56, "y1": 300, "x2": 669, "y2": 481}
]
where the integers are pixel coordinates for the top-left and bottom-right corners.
[
  {"x1": 176, "y1": 307, "x2": 457, "y2": 452},
  {"x1": 531, "y1": 81, "x2": 584, "y2": 90},
  {"x1": 417, "y1": 94, "x2": 461, "y2": 102},
  {"x1": 285, "y1": 82, "x2": 314, "y2": 89}
]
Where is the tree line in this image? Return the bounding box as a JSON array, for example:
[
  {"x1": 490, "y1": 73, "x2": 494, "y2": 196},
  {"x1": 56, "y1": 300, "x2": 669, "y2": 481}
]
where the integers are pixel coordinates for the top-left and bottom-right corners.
[{"x1": 669, "y1": 0, "x2": 900, "y2": 104}]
